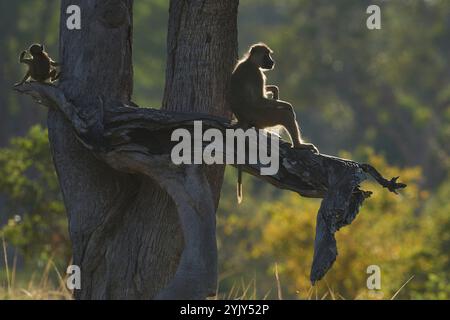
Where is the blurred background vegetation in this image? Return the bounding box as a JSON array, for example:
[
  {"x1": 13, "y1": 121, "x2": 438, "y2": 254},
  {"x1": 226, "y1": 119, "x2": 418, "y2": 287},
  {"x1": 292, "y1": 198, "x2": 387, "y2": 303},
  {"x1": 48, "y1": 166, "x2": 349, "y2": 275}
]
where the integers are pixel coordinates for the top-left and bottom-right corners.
[{"x1": 0, "y1": 0, "x2": 449, "y2": 299}]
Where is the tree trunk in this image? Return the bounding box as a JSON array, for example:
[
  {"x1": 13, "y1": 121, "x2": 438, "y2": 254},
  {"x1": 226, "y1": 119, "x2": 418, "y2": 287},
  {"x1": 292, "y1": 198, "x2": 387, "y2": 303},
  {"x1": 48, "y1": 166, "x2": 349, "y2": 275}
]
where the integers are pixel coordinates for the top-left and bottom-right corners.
[
  {"x1": 47, "y1": 0, "x2": 237, "y2": 299},
  {"x1": 15, "y1": 0, "x2": 405, "y2": 299},
  {"x1": 163, "y1": 0, "x2": 237, "y2": 205}
]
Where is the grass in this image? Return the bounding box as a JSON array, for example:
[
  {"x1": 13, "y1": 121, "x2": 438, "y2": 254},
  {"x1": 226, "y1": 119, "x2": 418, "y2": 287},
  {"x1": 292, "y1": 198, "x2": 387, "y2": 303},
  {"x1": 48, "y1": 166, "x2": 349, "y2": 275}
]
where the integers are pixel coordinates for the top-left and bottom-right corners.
[
  {"x1": 1, "y1": 239, "x2": 415, "y2": 300},
  {"x1": 0, "y1": 238, "x2": 72, "y2": 300}
]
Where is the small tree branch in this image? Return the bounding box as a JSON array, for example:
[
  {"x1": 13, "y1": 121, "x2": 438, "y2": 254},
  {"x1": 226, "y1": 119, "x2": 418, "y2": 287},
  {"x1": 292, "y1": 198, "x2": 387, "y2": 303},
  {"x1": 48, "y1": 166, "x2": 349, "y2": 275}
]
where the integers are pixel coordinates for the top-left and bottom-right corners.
[{"x1": 15, "y1": 82, "x2": 406, "y2": 288}]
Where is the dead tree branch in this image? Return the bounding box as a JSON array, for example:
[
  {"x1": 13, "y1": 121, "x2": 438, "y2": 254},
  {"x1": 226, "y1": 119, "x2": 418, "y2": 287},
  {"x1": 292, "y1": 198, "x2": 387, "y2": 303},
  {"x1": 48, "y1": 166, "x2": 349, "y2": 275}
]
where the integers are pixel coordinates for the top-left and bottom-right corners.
[{"x1": 15, "y1": 82, "x2": 406, "y2": 289}]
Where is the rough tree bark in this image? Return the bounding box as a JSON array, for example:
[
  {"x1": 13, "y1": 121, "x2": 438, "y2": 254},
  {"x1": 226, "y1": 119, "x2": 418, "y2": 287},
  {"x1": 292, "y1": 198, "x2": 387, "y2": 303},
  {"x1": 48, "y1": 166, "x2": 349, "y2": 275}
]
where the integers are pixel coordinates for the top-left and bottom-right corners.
[
  {"x1": 14, "y1": 0, "x2": 405, "y2": 300},
  {"x1": 39, "y1": 0, "x2": 237, "y2": 299}
]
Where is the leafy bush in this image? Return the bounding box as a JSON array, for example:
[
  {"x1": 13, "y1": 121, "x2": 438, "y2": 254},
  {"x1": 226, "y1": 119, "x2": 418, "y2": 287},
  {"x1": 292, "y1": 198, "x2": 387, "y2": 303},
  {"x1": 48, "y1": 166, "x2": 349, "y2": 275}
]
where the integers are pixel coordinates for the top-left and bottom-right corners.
[
  {"x1": 0, "y1": 125, "x2": 70, "y2": 266},
  {"x1": 217, "y1": 149, "x2": 449, "y2": 299}
]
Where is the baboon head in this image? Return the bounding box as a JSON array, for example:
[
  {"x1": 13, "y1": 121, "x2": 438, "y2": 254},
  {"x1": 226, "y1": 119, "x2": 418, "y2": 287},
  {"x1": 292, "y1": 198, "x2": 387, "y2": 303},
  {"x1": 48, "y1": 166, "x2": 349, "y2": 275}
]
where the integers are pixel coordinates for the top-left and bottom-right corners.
[
  {"x1": 248, "y1": 43, "x2": 275, "y2": 70},
  {"x1": 29, "y1": 44, "x2": 44, "y2": 56}
]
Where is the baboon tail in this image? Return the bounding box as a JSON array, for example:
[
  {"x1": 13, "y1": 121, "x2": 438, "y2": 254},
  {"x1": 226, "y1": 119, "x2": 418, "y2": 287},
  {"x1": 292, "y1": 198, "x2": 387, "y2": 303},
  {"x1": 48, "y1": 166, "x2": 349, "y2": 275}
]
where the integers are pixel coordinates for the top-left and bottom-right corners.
[{"x1": 237, "y1": 166, "x2": 243, "y2": 204}]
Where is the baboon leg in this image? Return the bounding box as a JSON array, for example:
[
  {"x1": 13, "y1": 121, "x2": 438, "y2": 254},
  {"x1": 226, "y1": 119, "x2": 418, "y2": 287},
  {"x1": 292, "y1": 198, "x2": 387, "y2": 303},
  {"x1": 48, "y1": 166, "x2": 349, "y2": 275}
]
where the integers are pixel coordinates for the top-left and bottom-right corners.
[
  {"x1": 14, "y1": 71, "x2": 30, "y2": 86},
  {"x1": 274, "y1": 101, "x2": 318, "y2": 152},
  {"x1": 50, "y1": 69, "x2": 60, "y2": 82},
  {"x1": 279, "y1": 109, "x2": 302, "y2": 148},
  {"x1": 280, "y1": 109, "x2": 318, "y2": 152},
  {"x1": 266, "y1": 100, "x2": 301, "y2": 147}
]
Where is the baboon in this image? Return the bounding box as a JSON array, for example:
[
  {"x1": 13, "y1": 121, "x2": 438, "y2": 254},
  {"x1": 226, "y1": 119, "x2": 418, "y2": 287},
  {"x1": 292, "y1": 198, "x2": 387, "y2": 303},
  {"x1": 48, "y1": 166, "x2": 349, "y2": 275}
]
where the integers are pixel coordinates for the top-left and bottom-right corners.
[
  {"x1": 14, "y1": 44, "x2": 60, "y2": 86},
  {"x1": 230, "y1": 43, "x2": 318, "y2": 151},
  {"x1": 230, "y1": 43, "x2": 319, "y2": 202}
]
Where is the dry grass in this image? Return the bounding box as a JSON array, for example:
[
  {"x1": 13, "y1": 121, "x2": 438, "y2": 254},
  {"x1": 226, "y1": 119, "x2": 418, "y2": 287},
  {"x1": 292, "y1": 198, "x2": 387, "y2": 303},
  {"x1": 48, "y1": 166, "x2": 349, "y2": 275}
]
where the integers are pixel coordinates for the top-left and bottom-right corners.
[
  {"x1": 0, "y1": 238, "x2": 72, "y2": 300},
  {"x1": 1, "y1": 240, "x2": 414, "y2": 300}
]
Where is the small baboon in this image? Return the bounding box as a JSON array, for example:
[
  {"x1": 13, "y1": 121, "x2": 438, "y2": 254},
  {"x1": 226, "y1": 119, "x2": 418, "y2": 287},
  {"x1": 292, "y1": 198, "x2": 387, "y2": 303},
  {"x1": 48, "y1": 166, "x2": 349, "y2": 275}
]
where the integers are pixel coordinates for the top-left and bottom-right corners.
[
  {"x1": 230, "y1": 43, "x2": 318, "y2": 203},
  {"x1": 15, "y1": 44, "x2": 60, "y2": 86}
]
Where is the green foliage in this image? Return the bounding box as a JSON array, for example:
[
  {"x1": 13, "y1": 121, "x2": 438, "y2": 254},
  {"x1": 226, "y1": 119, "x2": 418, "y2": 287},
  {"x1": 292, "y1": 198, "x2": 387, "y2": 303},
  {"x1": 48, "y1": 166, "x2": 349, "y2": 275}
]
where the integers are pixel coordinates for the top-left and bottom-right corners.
[
  {"x1": 0, "y1": 126, "x2": 70, "y2": 266},
  {"x1": 133, "y1": 0, "x2": 169, "y2": 107},
  {"x1": 239, "y1": 0, "x2": 450, "y2": 187},
  {"x1": 217, "y1": 150, "x2": 449, "y2": 299},
  {"x1": 0, "y1": 1, "x2": 60, "y2": 145},
  {"x1": 0, "y1": 0, "x2": 449, "y2": 300},
  {"x1": 1, "y1": 133, "x2": 448, "y2": 299},
  {"x1": 409, "y1": 178, "x2": 450, "y2": 299}
]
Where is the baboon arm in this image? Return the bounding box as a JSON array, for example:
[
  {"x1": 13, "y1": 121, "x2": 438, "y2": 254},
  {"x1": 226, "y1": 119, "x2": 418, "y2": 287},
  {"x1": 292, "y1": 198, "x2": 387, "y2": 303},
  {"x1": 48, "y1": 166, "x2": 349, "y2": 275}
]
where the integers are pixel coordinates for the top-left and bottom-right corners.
[
  {"x1": 265, "y1": 85, "x2": 279, "y2": 100},
  {"x1": 51, "y1": 60, "x2": 61, "y2": 67},
  {"x1": 258, "y1": 97, "x2": 288, "y2": 109},
  {"x1": 20, "y1": 57, "x2": 32, "y2": 64},
  {"x1": 19, "y1": 51, "x2": 32, "y2": 64}
]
